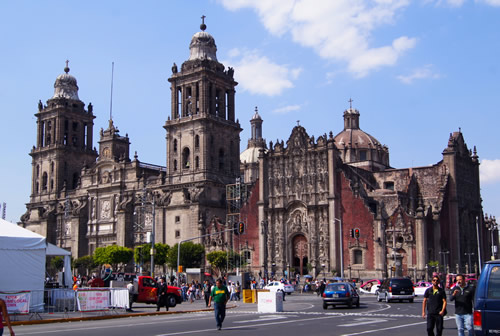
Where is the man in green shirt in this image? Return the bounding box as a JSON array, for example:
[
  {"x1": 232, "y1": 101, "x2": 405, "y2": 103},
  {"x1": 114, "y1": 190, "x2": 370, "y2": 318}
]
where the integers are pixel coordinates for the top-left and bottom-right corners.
[{"x1": 208, "y1": 278, "x2": 230, "y2": 330}]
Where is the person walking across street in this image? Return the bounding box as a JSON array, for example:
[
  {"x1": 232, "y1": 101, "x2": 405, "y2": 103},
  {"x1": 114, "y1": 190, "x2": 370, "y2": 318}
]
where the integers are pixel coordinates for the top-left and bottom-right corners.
[
  {"x1": 126, "y1": 280, "x2": 135, "y2": 312},
  {"x1": 450, "y1": 274, "x2": 475, "y2": 336},
  {"x1": 203, "y1": 280, "x2": 211, "y2": 307},
  {"x1": 156, "y1": 277, "x2": 169, "y2": 312},
  {"x1": 208, "y1": 278, "x2": 230, "y2": 330},
  {"x1": 0, "y1": 298, "x2": 15, "y2": 336},
  {"x1": 422, "y1": 276, "x2": 447, "y2": 336}
]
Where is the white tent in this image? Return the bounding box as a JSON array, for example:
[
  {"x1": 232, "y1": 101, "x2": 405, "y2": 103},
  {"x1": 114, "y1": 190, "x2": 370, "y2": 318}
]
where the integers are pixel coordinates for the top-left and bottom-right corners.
[
  {"x1": 46, "y1": 242, "x2": 72, "y2": 287},
  {"x1": 0, "y1": 218, "x2": 46, "y2": 307}
]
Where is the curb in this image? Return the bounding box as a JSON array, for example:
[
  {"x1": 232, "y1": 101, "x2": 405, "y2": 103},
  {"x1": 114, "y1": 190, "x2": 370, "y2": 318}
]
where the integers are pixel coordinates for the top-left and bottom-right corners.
[{"x1": 11, "y1": 304, "x2": 238, "y2": 326}]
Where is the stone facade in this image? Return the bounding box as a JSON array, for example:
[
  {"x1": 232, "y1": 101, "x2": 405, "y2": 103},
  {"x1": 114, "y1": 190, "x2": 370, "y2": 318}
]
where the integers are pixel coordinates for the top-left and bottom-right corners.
[{"x1": 21, "y1": 22, "x2": 487, "y2": 281}]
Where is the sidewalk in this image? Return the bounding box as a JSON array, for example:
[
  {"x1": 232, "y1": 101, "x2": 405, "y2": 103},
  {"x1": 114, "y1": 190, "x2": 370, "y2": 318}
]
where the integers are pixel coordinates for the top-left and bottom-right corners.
[{"x1": 10, "y1": 298, "x2": 243, "y2": 326}]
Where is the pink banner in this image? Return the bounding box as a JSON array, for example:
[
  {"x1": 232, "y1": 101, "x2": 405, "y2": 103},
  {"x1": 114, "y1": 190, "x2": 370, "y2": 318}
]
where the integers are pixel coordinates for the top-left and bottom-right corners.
[
  {"x1": 0, "y1": 291, "x2": 31, "y2": 314},
  {"x1": 76, "y1": 289, "x2": 110, "y2": 311}
]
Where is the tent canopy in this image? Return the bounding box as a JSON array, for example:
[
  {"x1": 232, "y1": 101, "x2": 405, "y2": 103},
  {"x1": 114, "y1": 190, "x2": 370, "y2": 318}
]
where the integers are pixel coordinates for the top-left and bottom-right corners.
[
  {"x1": 0, "y1": 218, "x2": 46, "y2": 297},
  {"x1": 46, "y1": 243, "x2": 71, "y2": 256},
  {"x1": 0, "y1": 218, "x2": 45, "y2": 250}
]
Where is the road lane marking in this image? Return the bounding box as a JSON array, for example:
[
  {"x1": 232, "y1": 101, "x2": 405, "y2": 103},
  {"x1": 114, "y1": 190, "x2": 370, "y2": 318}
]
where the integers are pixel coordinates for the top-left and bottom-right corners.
[
  {"x1": 233, "y1": 314, "x2": 294, "y2": 323},
  {"x1": 338, "y1": 318, "x2": 389, "y2": 327},
  {"x1": 340, "y1": 316, "x2": 455, "y2": 336}
]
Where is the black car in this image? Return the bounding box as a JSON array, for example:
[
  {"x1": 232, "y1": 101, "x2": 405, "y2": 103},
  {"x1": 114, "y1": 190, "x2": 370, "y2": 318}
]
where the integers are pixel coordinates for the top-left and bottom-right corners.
[{"x1": 377, "y1": 277, "x2": 415, "y2": 303}]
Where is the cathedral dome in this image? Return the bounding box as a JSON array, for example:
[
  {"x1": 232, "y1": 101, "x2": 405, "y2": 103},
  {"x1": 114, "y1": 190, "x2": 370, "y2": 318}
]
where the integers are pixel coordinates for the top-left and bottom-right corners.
[
  {"x1": 334, "y1": 128, "x2": 382, "y2": 148},
  {"x1": 334, "y1": 106, "x2": 389, "y2": 170},
  {"x1": 52, "y1": 63, "x2": 80, "y2": 100},
  {"x1": 188, "y1": 29, "x2": 217, "y2": 61},
  {"x1": 240, "y1": 146, "x2": 262, "y2": 164}
]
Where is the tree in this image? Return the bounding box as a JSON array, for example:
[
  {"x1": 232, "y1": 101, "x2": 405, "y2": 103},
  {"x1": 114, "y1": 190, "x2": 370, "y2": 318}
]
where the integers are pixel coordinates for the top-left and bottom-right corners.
[
  {"x1": 93, "y1": 245, "x2": 133, "y2": 271},
  {"x1": 73, "y1": 255, "x2": 97, "y2": 275},
  {"x1": 166, "y1": 242, "x2": 205, "y2": 269},
  {"x1": 134, "y1": 243, "x2": 170, "y2": 272},
  {"x1": 206, "y1": 251, "x2": 228, "y2": 277},
  {"x1": 50, "y1": 256, "x2": 64, "y2": 271}
]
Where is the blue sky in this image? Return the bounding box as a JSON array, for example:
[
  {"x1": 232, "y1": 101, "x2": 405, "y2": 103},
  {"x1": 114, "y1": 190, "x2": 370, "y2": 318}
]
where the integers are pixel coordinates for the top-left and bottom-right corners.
[{"x1": 1, "y1": 0, "x2": 499, "y2": 223}]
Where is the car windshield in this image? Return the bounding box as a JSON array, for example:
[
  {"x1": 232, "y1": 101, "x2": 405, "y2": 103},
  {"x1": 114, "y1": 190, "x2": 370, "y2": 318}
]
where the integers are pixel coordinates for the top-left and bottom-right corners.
[
  {"x1": 326, "y1": 284, "x2": 347, "y2": 291},
  {"x1": 391, "y1": 279, "x2": 413, "y2": 287}
]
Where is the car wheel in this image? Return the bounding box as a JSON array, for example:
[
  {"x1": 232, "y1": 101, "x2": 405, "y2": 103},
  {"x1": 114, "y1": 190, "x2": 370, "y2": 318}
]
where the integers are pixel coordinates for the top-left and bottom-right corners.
[
  {"x1": 348, "y1": 300, "x2": 353, "y2": 308},
  {"x1": 409, "y1": 298, "x2": 414, "y2": 303},
  {"x1": 356, "y1": 299, "x2": 360, "y2": 308},
  {"x1": 167, "y1": 295, "x2": 177, "y2": 308},
  {"x1": 385, "y1": 294, "x2": 390, "y2": 303},
  {"x1": 323, "y1": 302, "x2": 328, "y2": 310}
]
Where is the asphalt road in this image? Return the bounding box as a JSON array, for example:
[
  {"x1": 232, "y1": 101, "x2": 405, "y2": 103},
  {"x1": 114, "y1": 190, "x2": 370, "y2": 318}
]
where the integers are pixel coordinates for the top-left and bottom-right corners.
[{"x1": 8, "y1": 293, "x2": 462, "y2": 336}]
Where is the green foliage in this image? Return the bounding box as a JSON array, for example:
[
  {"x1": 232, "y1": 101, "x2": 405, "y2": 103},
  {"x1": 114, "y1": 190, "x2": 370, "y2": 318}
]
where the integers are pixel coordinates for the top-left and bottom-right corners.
[
  {"x1": 166, "y1": 242, "x2": 205, "y2": 269},
  {"x1": 428, "y1": 260, "x2": 439, "y2": 268},
  {"x1": 50, "y1": 256, "x2": 64, "y2": 271},
  {"x1": 134, "y1": 243, "x2": 170, "y2": 267},
  {"x1": 93, "y1": 245, "x2": 134, "y2": 271},
  {"x1": 73, "y1": 255, "x2": 97, "y2": 274},
  {"x1": 206, "y1": 250, "x2": 228, "y2": 276}
]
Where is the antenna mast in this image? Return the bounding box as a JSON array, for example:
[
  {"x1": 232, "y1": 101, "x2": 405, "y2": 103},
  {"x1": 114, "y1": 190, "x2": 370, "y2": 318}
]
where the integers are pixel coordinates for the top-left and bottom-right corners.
[{"x1": 109, "y1": 62, "x2": 114, "y2": 121}]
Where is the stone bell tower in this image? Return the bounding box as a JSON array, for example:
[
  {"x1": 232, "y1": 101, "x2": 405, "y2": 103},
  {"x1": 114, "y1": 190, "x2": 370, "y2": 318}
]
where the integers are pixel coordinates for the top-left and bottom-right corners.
[
  {"x1": 164, "y1": 18, "x2": 241, "y2": 185},
  {"x1": 23, "y1": 62, "x2": 97, "y2": 241}
]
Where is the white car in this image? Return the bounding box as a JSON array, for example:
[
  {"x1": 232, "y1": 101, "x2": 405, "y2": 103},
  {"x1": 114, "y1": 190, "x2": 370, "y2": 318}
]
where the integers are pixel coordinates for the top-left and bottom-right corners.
[
  {"x1": 360, "y1": 283, "x2": 380, "y2": 295},
  {"x1": 264, "y1": 281, "x2": 294, "y2": 295}
]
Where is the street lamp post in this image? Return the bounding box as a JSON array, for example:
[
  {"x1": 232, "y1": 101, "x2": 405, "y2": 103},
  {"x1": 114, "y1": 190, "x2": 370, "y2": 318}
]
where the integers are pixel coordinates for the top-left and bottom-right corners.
[
  {"x1": 333, "y1": 218, "x2": 343, "y2": 279},
  {"x1": 439, "y1": 251, "x2": 449, "y2": 276},
  {"x1": 465, "y1": 252, "x2": 474, "y2": 274},
  {"x1": 485, "y1": 215, "x2": 498, "y2": 261}
]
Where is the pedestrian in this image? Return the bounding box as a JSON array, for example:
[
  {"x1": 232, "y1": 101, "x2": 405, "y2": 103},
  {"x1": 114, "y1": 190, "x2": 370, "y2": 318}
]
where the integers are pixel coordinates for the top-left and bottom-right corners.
[
  {"x1": 156, "y1": 277, "x2": 169, "y2": 311},
  {"x1": 0, "y1": 297, "x2": 15, "y2": 336},
  {"x1": 188, "y1": 283, "x2": 196, "y2": 303},
  {"x1": 203, "y1": 280, "x2": 211, "y2": 307},
  {"x1": 450, "y1": 274, "x2": 475, "y2": 336},
  {"x1": 229, "y1": 281, "x2": 237, "y2": 301},
  {"x1": 422, "y1": 275, "x2": 447, "y2": 336},
  {"x1": 208, "y1": 278, "x2": 230, "y2": 330},
  {"x1": 235, "y1": 281, "x2": 241, "y2": 301},
  {"x1": 126, "y1": 280, "x2": 135, "y2": 312}
]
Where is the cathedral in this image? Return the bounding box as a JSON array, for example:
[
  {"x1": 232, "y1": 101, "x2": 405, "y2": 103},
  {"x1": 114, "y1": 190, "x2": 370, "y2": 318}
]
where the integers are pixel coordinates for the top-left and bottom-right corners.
[{"x1": 21, "y1": 21, "x2": 487, "y2": 280}]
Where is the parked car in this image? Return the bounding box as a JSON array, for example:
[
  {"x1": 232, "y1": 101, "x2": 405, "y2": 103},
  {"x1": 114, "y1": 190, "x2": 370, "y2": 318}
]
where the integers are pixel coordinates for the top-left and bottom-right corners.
[
  {"x1": 473, "y1": 260, "x2": 500, "y2": 335},
  {"x1": 377, "y1": 277, "x2": 415, "y2": 303},
  {"x1": 264, "y1": 281, "x2": 294, "y2": 295},
  {"x1": 413, "y1": 281, "x2": 432, "y2": 296},
  {"x1": 322, "y1": 282, "x2": 360, "y2": 309}
]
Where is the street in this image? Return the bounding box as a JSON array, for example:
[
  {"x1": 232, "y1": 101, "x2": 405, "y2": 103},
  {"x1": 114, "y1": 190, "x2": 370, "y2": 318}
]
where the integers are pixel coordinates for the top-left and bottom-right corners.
[{"x1": 9, "y1": 293, "x2": 460, "y2": 336}]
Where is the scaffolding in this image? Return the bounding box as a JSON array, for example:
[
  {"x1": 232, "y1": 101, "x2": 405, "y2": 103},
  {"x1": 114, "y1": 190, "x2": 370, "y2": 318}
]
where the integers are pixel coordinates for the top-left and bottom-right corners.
[{"x1": 226, "y1": 178, "x2": 249, "y2": 271}]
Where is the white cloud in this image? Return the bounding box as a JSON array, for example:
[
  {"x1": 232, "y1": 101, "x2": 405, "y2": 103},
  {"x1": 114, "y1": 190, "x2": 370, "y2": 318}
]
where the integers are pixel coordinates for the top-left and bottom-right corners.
[
  {"x1": 397, "y1": 64, "x2": 441, "y2": 84},
  {"x1": 272, "y1": 105, "x2": 301, "y2": 114},
  {"x1": 481, "y1": 159, "x2": 500, "y2": 184},
  {"x1": 479, "y1": 0, "x2": 500, "y2": 6},
  {"x1": 224, "y1": 49, "x2": 302, "y2": 96},
  {"x1": 219, "y1": 0, "x2": 416, "y2": 77}
]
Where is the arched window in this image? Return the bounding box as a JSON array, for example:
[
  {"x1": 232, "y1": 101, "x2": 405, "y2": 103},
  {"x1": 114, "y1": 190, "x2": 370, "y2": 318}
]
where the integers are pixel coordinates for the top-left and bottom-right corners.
[
  {"x1": 50, "y1": 162, "x2": 54, "y2": 173},
  {"x1": 50, "y1": 179, "x2": 54, "y2": 191},
  {"x1": 173, "y1": 160, "x2": 178, "y2": 171},
  {"x1": 36, "y1": 165, "x2": 40, "y2": 177},
  {"x1": 354, "y1": 250, "x2": 363, "y2": 265},
  {"x1": 182, "y1": 147, "x2": 190, "y2": 169},
  {"x1": 195, "y1": 156, "x2": 199, "y2": 169},
  {"x1": 42, "y1": 172, "x2": 48, "y2": 190},
  {"x1": 195, "y1": 135, "x2": 199, "y2": 149},
  {"x1": 173, "y1": 139, "x2": 178, "y2": 153}
]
